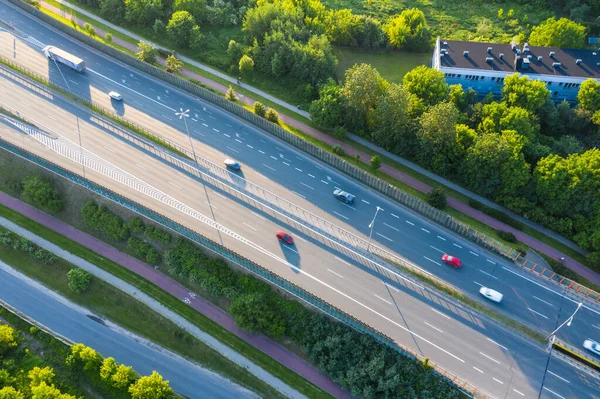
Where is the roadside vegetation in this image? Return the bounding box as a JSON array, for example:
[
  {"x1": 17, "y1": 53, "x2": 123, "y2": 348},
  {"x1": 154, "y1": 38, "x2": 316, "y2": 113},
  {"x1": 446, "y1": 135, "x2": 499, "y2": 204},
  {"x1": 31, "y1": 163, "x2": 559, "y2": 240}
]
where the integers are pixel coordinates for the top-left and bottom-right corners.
[{"x1": 0, "y1": 305, "x2": 176, "y2": 398}]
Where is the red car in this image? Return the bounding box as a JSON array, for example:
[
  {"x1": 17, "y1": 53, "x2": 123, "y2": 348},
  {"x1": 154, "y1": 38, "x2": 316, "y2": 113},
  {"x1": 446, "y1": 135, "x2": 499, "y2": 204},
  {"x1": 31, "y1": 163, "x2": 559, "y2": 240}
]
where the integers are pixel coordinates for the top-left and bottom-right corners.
[
  {"x1": 276, "y1": 231, "x2": 294, "y2": 244},
  {"x1": 442, "y1": 254, "x2": 462, "y2": 268}
]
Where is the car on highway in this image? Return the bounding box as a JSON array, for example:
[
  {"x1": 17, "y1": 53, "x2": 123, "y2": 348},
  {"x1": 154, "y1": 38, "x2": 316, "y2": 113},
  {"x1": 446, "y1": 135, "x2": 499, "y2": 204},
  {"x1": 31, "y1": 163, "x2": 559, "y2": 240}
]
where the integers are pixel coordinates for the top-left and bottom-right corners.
[
  {"x1": 442, "y1": 254, "x2": 462, "y2": 268},
  {"x1": 108, "y1": 91, "x2": 123, "y2": 101},
  {"x1": 224, "y1": 159, "x2": 241, "y2": 170},
  {"x1": 583, "y1": 339, "x2": 600, "y2": 356},
  {"x1": 333, "y1": 189, "x2": 355, "y2": 204},
  {"x1": 276, "y1": 231, "x2": 294, "y2": 244},
  {"x1": 479, "y1": 287, "x2": 503, "y2": 303}
]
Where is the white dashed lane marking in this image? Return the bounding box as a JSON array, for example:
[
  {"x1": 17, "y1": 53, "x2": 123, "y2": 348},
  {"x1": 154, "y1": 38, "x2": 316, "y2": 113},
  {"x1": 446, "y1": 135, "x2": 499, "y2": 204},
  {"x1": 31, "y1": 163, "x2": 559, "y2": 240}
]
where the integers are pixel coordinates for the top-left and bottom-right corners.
[
  {"x1": 374, "y1": 294, "x2": 392, "y2": 305},
  {"x1": 406, "y1": 220, "x2": 414, "y2": 226},
  {"x1": 376, "y1": 233, "x2": 393, "y2": 242},
  {"x1": 469, "y1": 251, "x2": 479, "y2": 256},
  {"x1": 437, "y1": 236, "x2": 446, "y2": 241},
  {"x1": 421, "y1": 228, "x2": 430, "y2": 233},
  {"x1": 334, "y1": 211, "x2": 349, "y2": 220},
  {"x1": 527, "y1": 307, "x2": 548, "y2": 319},
  {"x1": 383, "y1": 223, "x2": 399, "y2": 232},
  {"x1": 327, "y1": 269, "x2": 344, "y2": 279},
  {"x1": 424, "y1": 256, "x2": 441, "y2": 266},
  {"x1": 453, "y1": 243, "x2": 463, "y2": 249}
]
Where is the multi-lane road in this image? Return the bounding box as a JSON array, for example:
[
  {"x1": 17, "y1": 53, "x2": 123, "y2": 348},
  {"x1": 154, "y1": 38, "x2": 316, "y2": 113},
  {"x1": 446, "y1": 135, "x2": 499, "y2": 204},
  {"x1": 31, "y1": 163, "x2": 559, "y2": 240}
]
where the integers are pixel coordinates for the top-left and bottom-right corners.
[{"x1": 0, "y1": 2, "x2": 599, "y2": 398}]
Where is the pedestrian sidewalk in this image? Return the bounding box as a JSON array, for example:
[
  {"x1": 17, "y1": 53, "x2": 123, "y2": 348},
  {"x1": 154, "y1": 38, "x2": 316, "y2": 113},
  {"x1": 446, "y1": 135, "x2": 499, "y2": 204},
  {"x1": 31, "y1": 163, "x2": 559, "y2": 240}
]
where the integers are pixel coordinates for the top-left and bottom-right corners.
[
  {"x1": 36, "y1": 0, "x2": 600, "y2": 285},
  {"x1": 0, "y1": 192, "x2": 351, "y2": 399}
]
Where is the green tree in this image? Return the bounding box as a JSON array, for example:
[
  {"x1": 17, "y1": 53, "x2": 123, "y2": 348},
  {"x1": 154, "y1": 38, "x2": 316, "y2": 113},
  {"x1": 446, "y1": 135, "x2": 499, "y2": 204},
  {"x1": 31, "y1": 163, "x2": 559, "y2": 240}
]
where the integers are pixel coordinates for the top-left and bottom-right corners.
[
  {"x1": 104, "y1": 33, "x2": 113, "y2": 43},
  {"x1": 324, "y1": 9, "x2": 362, "y2": 46},
  {"x1": 265, "y1": 108, "x2": 280, "y2": 124},
  {"x1": 21, "y1": 176, "x2": 64, "y2": 213},
  {"x1": 238, "y1": 55, "x2": 254, "y2": 75},
  {"x1": 479, "y1": 102, "x2": 537, "y2": 141},
  {"x1": 309, "y1": 80, "x2": 344, "y2": 128},
  {"x1": 67, "y1": 344, "x2": 102, "y2": 372},
  {"x1": 341, "y1": 63, "x2": 388, "y2": 131},
  {"x1": 129, "y1": 371, "x2": 173, "y2": 399},
  {"x1": 577, "y1": 79, "x2": 600, "y2": 113},
  {"x1": 189, "y1": 25, "x2": 203, "y2": 51},
  {"x1": 333, "y1": 126, "x2": 346, "y2": 140},
  {"x1": 136, "y1": 41, "x2": 158, "y2": 63},
  {"x1": 370, "y1": 155, "x2": 382, "y2": 170},
  {"x1": 372, "y1": 83, "x2": 410, "y2": 151},
  {"x1": 100, "y1": 0, "x2": 126, "y2": 24},
  {"x1": 403, "y1": 66, "x2": 448, "y2": 107},
  {"x1": 164, "y1": 54, "x2": 183, "y2": 73},
  {"x1": 100, "y1": 357, "x2": 118, "y2": 381},
  {"x1": 0, "y1": 325, "x2": 17, "y2": 355},
  {"x1": 0, "y1": 387, "x2": 24, "y2": 399},
  {"x1": 552, "y1": 135, "x2": 584, "y2": 157},
  {"x1": 225, "y1": 86, "x2": 237, "y2": 101},
  {"x1": 455, "y1": 124, "x2": 477, "y2": 151},
  {"x1": 384, "y1": 8, "x2": 431, "y2": 51},
  {"x1": 502, "y1": 74, "x2": 550, "y2": 114},
  {"x1": 152, "y1": 19, "x2": 166, "y2": 35},
  {"x1": 112, "y1": 364, "x2": 138, "y2": 389},
  {"x1": 253, "y1": 102, "x2": 266, "y2": 117},
  {"x1": 67, "y1": 268, "x2": 92, "y2": 294},
  {"x1": 528, "y1": 17, "x2": 586, "y2": 49},
  {"x1": 28, "y1": 367, "x2": 54, "y2": 388},
  {"x1": 426, "y1": 187, "x2": 447, "y2": 209},
  {"x1": 172, "y1": 0, "x2": 206, "y2": 23},
  {"x1": 166, "y1": 11, "x2": 196, "y2": 48},
  {"x1": 229, "y1": 292, "x2": 285, "y2": 338},
  {"x1": 30, "y1": 382, "x2": 76, "y2": 399}
]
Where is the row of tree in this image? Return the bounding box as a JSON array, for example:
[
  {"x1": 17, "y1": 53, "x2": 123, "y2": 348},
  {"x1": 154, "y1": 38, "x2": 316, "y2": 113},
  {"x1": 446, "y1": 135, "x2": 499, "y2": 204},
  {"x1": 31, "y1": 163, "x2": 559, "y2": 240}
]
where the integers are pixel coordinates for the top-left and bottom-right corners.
[{"x1": 310, "y1": 63, "x2": 600, "y2": 266}]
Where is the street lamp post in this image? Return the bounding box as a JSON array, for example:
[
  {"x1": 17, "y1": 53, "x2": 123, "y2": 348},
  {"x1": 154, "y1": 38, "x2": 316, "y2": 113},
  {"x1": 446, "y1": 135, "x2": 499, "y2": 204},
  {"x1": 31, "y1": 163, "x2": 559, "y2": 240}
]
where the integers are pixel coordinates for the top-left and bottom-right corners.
[
  {"x1": 367, "y1": 206, "x2": 383, "y2": 252},
  {"x1": 537, "y1": 299, "x2": 582, "y2": 399},
  {"x1": 176, "y1": 108, "x2": 196, "y2": 162}
]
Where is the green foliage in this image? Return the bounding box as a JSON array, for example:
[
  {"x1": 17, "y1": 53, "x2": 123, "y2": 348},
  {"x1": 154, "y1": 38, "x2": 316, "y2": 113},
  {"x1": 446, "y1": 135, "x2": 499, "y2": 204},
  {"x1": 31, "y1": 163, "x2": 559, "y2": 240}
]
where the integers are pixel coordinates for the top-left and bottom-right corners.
[
  {"x1": 146, "y1": 248, "x2": 161, "y2": 265},
  {"x1": 104, "y1": 33, "x2": 113, "y2": 43},
  {"x1": 167, "y1": 11, "x2": 197, "y2": 48},
  {"x1": 331, "y1": 145, "x2": 345, "y2": 155},
  {"x1": 253, "y1": 101, "x2": 266, "y2": 117},
  {"x1": 0, "y1": 324, "x2": 17, "y2": 355},
  {"x1": 497, "y1": 230, "x2": 517, "y2": 243},
  {"x1": 81, "y1": 201, "x2": 130, "y2": 241},
  {"x1": 230, "y1": 293, "x2": 286, "y2": 338},
  {"x1": 165, "y1": 55, "x2": 183, "y2": 73},
  {"x1": 309, "y1": 80, "x2": 344, "y2": 128},
  {"x1": 417, "y1": 102, "x2": 461, "y2": 177},
  {"x1": 67, "y1": 268, "x2": 92, "y2": 294},
  {"x1": 426, "y1": 187, "x2": 447, "y2": 209},
  {"x1": 127, "y1": 218, "x2": 145, "y2": 233},
  {"x1": 238, "y1": 54, "x2": 254, "y2": 75},
  {"x1": 128, "y1": 371, "x2": 173, "y2": 399},
  {"x1": 333, "y1": 126, "x2": 346, "y2": 140},
  {"x1": 370, "y1": 155, "x2": 382, "y2": 170},
  {"x1": 20, "y1": 176, "x2": 64, "y2": 214},
  {"x1": 136, "y1": 41, "x2": 158, "y2": 63},
  {"x1": 577, "y1": 79, "x2": 600, "y2": 113},
  {"x1": 502, "y1": 74, "x2": 550, "y2": 114},
  {"x1": 152, "y1": 19, "x2": 166, "y2": 36},
  {"x1": 342, "y1": 63, "x2": 388, "y2": 132},
  {"x1": 144, "y1": 225, "x2": 172, "y2": 244},
  {"x1": 225, "y1": 86, "x2": 237, "y2": 101},
  {"x1": 0, "y1": 386, "x2": 24, "y2": 399},
  {"x1": 528, "y1": 17, "x2": 586, "y2": 49},
  {"x1": 265, "y1": 108, "x2": 280, "y2": 124},
  {"x1": 30, "y1": 382, "x2": 76, "y2": 399},
  {"x1": 66, "y1": 344, "x2": 102, "y2": 372},
  {"x1": 28, "y1": 367, "x2": 55, "y2": 388},
  {"x1": 403, "y1": 66, "x2": 448, "y2": 107},
  {"x1": 384, "y1": 8, "x2": 431, "y2": 52},
  {"x1": 372, "y1": 83, "x2": 411, "y2": 151}
]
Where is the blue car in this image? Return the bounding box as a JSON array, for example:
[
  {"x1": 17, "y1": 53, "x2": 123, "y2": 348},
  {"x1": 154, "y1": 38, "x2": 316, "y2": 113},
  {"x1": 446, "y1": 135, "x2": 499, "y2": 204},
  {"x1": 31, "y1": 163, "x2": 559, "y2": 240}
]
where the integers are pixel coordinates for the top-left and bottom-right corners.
[
  {"x1": 333, "y1": 188, "x2": 355, "y2": 204},
  {"x1": 224, "y1": 159, "x2": 241, "y2": 170}
]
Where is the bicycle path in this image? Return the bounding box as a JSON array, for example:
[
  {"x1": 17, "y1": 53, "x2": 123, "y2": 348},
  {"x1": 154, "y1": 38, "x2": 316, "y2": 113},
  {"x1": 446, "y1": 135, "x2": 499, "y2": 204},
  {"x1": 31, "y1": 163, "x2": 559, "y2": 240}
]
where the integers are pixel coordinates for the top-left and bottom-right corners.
[
  {"x1": 33, "y1": 0, "x2": 600, "y2": 286},
  {"x1": 0, "y1": 192, "x2": 351, "y2": 399}
]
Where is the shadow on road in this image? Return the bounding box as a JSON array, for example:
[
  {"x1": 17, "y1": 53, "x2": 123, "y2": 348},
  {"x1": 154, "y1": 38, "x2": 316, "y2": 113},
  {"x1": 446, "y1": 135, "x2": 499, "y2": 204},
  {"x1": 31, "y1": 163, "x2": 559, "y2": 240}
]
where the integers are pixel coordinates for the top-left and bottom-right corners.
[{"x1": 279, "y1": 241, "x2": 300, "y2": 273}]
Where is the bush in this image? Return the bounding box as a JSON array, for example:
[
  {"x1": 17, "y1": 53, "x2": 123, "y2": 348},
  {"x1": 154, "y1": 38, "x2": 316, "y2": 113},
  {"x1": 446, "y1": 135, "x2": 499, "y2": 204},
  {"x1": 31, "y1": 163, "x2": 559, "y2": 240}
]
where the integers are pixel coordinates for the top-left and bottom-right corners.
[
  {"x1": 128, "y1": 237, "x2": 151, "y2": 259},
  {"x1": 4, "y1": 180, "x2": 22, "y2": 196},
  {"x1": 144, "y1": 225, "x2": 171, "y2": 244},
  {"x1": 67, "y1": 268, "x2": 92, "y2": 294},
  {"x1": 225, "y1": 86, "x2": 237, "y2": 102},
  {"x1": 127, "y1": 218, "x2": 145, "y2": 233},
  {"x1": 104, "y1": 33, "x2": 112, "y2": 43},
  {"x1": 81, "y1": 201, "x2": 129, "y2": 241},
  {"x1": 333, "y1": 126, "x2": 346, "y2": 140},
  {"x1": 265, "y1": 109, "x2": 279, "y2": 124},
  {"x1": 146, "y1": 248, "x2": 161, "y2": 265},
  {"x1": 253, "y1": 102, "x2": 266, "y2": 118},
  {"x1": 370, "y1": 155, "x2": 382, "y2": 170},
  {"x1": 497, "y1": 230, "x2": 517, "y2": 243},
  {"x1": 331, "y1": 145, "x2": 345, "y2": 156},
  {"x1": 0, "y1": 325, "x2": 17, "y2": 355},
  {"x1": 31, "y1": 248, "x2": 58, "y2": 265},
  {"x1": 21, "y1": 176, "x2": 64, "y2": 213},
  {"x1": 426, "y1": 187, "x2": 447, "y2": 209}
]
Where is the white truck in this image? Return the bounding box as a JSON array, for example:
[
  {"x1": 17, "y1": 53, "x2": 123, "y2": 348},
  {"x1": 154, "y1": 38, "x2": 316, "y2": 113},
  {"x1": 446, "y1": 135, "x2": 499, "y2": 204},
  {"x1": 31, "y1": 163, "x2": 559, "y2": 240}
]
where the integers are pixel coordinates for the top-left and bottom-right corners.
[{"x1": 43, "y1": 46, "x2": 86, "y2": 72}]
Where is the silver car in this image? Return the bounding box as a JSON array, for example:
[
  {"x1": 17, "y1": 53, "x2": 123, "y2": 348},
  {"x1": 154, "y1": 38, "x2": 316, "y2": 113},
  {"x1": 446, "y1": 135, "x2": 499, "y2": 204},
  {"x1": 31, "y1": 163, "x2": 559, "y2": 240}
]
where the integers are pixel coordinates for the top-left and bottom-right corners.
[
  {"x1": 479, "y1": 287, "x2": 503, "y2": 303},
  {"x1": 108, "y1": 91, "x2": 122, "y2": 101},
  {"x1": 583, "y1": 339, "x2": 600, "y2": 356}
]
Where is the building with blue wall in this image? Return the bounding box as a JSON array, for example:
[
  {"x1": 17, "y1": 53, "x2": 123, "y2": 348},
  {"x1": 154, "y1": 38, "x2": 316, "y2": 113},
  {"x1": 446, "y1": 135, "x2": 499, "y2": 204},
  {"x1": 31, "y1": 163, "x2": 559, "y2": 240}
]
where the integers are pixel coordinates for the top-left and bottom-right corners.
[{"x1": 431, "y1": 37, "x2": 600, "y2": 102}]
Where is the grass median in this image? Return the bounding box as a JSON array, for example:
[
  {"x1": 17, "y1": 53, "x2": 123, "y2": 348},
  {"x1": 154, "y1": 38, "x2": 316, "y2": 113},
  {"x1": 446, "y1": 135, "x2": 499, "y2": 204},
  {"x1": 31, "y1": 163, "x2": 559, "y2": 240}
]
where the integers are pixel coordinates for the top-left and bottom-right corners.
[{"x1": 0, "y1": 203, "x2": 334, "y2": 399}]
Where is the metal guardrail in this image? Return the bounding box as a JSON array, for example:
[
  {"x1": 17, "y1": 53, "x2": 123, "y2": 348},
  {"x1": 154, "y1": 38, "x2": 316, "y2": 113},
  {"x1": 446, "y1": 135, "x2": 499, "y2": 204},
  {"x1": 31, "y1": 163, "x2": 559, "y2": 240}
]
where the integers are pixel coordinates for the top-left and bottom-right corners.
[{"x1": 0, "y1": 133, "x2": 489, "y2": 398}]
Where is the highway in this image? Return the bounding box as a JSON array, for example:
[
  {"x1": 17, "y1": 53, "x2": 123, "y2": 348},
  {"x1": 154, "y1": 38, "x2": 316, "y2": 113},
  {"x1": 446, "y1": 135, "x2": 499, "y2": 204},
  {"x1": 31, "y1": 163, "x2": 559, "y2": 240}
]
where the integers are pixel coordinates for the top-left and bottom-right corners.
[
  {"x1": 1, "y1": 64, "x2": 599, "y2": 399},
  {"x1": 0, "y1": 261, "x2": 257, "y2": 399}
]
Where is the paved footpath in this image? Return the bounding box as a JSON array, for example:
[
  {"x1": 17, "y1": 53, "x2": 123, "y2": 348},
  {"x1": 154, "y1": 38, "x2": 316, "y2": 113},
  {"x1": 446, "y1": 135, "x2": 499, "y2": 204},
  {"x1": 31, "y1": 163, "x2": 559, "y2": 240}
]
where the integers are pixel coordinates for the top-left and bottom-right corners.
[
  {"x1": 0, "y1": 192, "x2": 351, "y2": 399},
  {"x1": 29, "y1": 1, "x2": 600, "y2": 285}
]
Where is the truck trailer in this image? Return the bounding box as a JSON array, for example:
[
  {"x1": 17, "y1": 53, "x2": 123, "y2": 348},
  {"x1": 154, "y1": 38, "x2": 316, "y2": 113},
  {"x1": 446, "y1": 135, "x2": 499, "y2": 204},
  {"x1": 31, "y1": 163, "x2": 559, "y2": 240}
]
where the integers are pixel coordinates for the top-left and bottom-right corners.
[{"x1": 43, "y1": 46, "x2": 86, "y2": 72}]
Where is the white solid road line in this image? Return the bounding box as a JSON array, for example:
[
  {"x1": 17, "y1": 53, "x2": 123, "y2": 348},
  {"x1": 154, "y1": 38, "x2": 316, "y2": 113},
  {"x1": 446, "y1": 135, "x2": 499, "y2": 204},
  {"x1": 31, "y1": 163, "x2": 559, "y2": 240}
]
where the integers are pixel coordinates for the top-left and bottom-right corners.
[
  {"x1": 492, "y1": 378, "x2": 503, "y2": 385},
  {"x1": 300, "y1": 182, "x2": 314, "y2": 190},
  {"x1": 383, "y1": 223, "x2": 399, "y2": 232},
  {"x1": 479, "y1": 352, "x2": 501, "y2": 365},
  {"x1": 472, "y1": 366, "x2": 484, "y2": 374},
  {"x1": 469, "y1": 251, "x2": 479, "y2": 256},
  {"x1": 486, "y1": 338, "x2": 508, "y2": 351},
  {"x1": 429, "y1": 245, "x2": 444, "y2": 253},
  {"x1": 547, "y1": 370, "x2": 570, "y2": 383},
  {"x1": 513, "y1": 389, "x2": 525, "y2": 396},
  {"x1": 533, "y1": 295, "x2": 555, "y2": 307},
  {"x1": 334, "y1": 211, "x2": 349, "y2": 220},
  {"x1": 437, "y1": 235, "x2": 446, "y2": 241},
  {"x1": 431, "y1": 308, "x2": 451, "y2": 320},
  {"x1": 376, "y1": 232, "x2": 393, "y2": 242},
  {"x1": 242, "y1": 222, "x2": 257, "y2": 231},
  {"x1": 406, "y1": 220, "x2": 414, "y2": 225},
  {"x1": 374, "y1": 294, "x2": 392, "y2": 305},
  {"x1": 424, "y1": 256, "x2": 441, "y2": 266},
  {"x1": 478, "y1": 270, "x2": 498, "y2": 280},
  {"x1": 527, "y1": 307, "x2": 549, "y2": 319},
  {"x1": 544, "y1": 387, "x2": 566, "y2": 399},
  {"x1": 327, "y1": 269, "x2": 344, "y2": 279},
  {"x1": 421, "y1": 228, "x2": 430, "y2": 233},
  {"x1": 424, "y1": 321, "x2": 443, "y2": 333},
  {"x1": 453, "y1": 243, "x2": 463, "y2": 249}
]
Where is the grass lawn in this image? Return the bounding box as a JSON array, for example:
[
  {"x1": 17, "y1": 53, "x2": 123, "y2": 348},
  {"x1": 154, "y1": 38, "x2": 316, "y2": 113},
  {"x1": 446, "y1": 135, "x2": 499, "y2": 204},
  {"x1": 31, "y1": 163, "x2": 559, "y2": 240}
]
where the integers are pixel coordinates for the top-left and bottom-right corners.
[
  {"x1": 334, "y1": 46, "x2": 431, "y2": 83},
  {"x1": 0, "y1": 203, "x2": 333, "y2": 399}
]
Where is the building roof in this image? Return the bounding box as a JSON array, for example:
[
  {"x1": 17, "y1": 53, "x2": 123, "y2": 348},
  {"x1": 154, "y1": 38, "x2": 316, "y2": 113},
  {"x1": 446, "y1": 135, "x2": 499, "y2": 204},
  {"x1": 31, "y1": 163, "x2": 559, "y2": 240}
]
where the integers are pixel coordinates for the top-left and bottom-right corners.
[{"x1": 438, "y1": 39, "x2": 600, "y2": 80}]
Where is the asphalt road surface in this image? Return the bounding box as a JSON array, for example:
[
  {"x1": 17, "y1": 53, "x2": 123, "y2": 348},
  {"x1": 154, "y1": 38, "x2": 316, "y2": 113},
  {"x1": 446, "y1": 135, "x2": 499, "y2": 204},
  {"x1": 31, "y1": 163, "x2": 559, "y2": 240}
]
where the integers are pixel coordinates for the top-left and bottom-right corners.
[
  {"x1": 0, "y1": 261, "x2": 257, "y2": 399},
  {"x1": 0, "y1": 3, "x2": 599, "y2": 397}
]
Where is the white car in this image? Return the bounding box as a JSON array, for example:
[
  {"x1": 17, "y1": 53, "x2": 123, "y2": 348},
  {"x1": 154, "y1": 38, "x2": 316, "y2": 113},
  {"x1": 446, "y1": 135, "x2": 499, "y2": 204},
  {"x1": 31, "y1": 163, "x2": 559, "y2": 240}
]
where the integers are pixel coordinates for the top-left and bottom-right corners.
[
  {"x1": 108, "y1": 91, "x2": 122, "y2": 101},
  {"x1": 583, "y1": 339, "x2": 600, "y2": 356},
  {"x1": 479, "y1": 287, "x2": 503, "y2": 303}
]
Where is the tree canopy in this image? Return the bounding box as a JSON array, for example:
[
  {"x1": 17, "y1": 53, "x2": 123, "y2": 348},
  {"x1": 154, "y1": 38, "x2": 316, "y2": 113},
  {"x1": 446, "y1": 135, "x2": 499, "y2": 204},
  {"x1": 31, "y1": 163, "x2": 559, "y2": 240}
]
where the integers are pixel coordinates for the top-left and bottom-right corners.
[
  {"x1": 403, "y1": 66, "x2": 448, "y2": 107},
  {"x1": 528, "y1": 17, "x2": 586, "y2": 49}
]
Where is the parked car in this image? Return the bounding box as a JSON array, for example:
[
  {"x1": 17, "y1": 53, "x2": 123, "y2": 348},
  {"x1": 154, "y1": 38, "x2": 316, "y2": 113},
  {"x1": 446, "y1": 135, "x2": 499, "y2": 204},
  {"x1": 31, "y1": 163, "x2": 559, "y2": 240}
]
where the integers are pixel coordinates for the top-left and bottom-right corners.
[
  {"x1": 108, "y1": 91, "x2": 122, "y2": 101},
  {"x1": 479, "y1": 287, "x2": 503, "y2": 303},
  {"x1": 224, "y1": 159, "x2": 241, "y2": 170},
  {"x1": 442, "y1": 254, "x2": 462, "y2": 268},
  {"x1": 333, "y1": 188, "x2": 355, "y2": 204},
  {"x1": 276, "y1": 231, "x2": 294, "y2": 244},
  {"x1": 583, "y1": 339, "x2": 600, "y2": 356}
]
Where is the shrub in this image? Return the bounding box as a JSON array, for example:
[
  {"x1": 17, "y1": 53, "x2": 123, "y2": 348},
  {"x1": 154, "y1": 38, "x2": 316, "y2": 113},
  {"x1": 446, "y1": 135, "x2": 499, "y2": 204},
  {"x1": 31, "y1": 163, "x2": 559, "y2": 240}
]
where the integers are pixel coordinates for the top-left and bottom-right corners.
[
  {"x1": 21, "y1": 176, "x2": 64, "y2": 213},
  {"x1": 426, "y1": 187, "x2": 447, "y2": 209},
  {"x1": 144, "y1": 225, "x2": 171, "y2": 244},
  {"x1": 331, "y1": 145, "x2": 345, "y2": 155},
  {"x1": 253, "y1": 102, "x2": 266, "y2": 118},
  {"x1": 127, "y1": 218, "x2": 145, "y2": 233},
  {"x1": 4, "y1": 180, "x2": 22, "y2": 196},
  {"x1": 31, "y1": 248, "x2": 58, "y2": 265},
  {"x1": 0, "y1": 231, "x2": 11, "y2": 246},
  {"x1": 497, "y1": 230, "x2": 517, "y2": 243},
  {"x1": 370, "y1": 155, "x2": 382, "y2": 170},
  {"x1": 0, "y1": 325, "x2": 18, "y2": 355},
  {"x1": 81, "y1": 201, "x2": 129, "y2": 241},
  {"x1": 225, "y1": 86, "x2": 237, "y2": 102},
  {"x1": 104, "y1": 33, "x2": 112, "y2": 43},
  {"x1": 146, "y1": 248, "x2": 161, "y2": 264},
  {"x1": 67, "y1": 268, "x2": 92, "y2": 294},
  {"x1": 12, "y1": 237, "x2": 34, "y2": 253},
  {"x1": 333, "y1": 126, "x2": 346, "y2": 140},
  {"x1": 127, "y1": 237, "x2": 151, "y2": 259},
  {"x1": 265, "y1": 109, "x2": 279, "y2": 124}
]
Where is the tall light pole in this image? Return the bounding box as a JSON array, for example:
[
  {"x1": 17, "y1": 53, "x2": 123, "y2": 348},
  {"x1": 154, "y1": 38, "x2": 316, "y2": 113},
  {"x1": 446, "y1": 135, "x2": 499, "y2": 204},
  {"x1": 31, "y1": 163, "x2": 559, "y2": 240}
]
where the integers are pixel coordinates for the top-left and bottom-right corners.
[
  {"x1": 367, "y1": 206, "x2": 383, "y2": 252},
  {"x1": 537, "y1": 299, "x2": 582, "y2": 399},
  {"x1": 176, "y1": 108, "x2": 196, "y2": 162}
]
